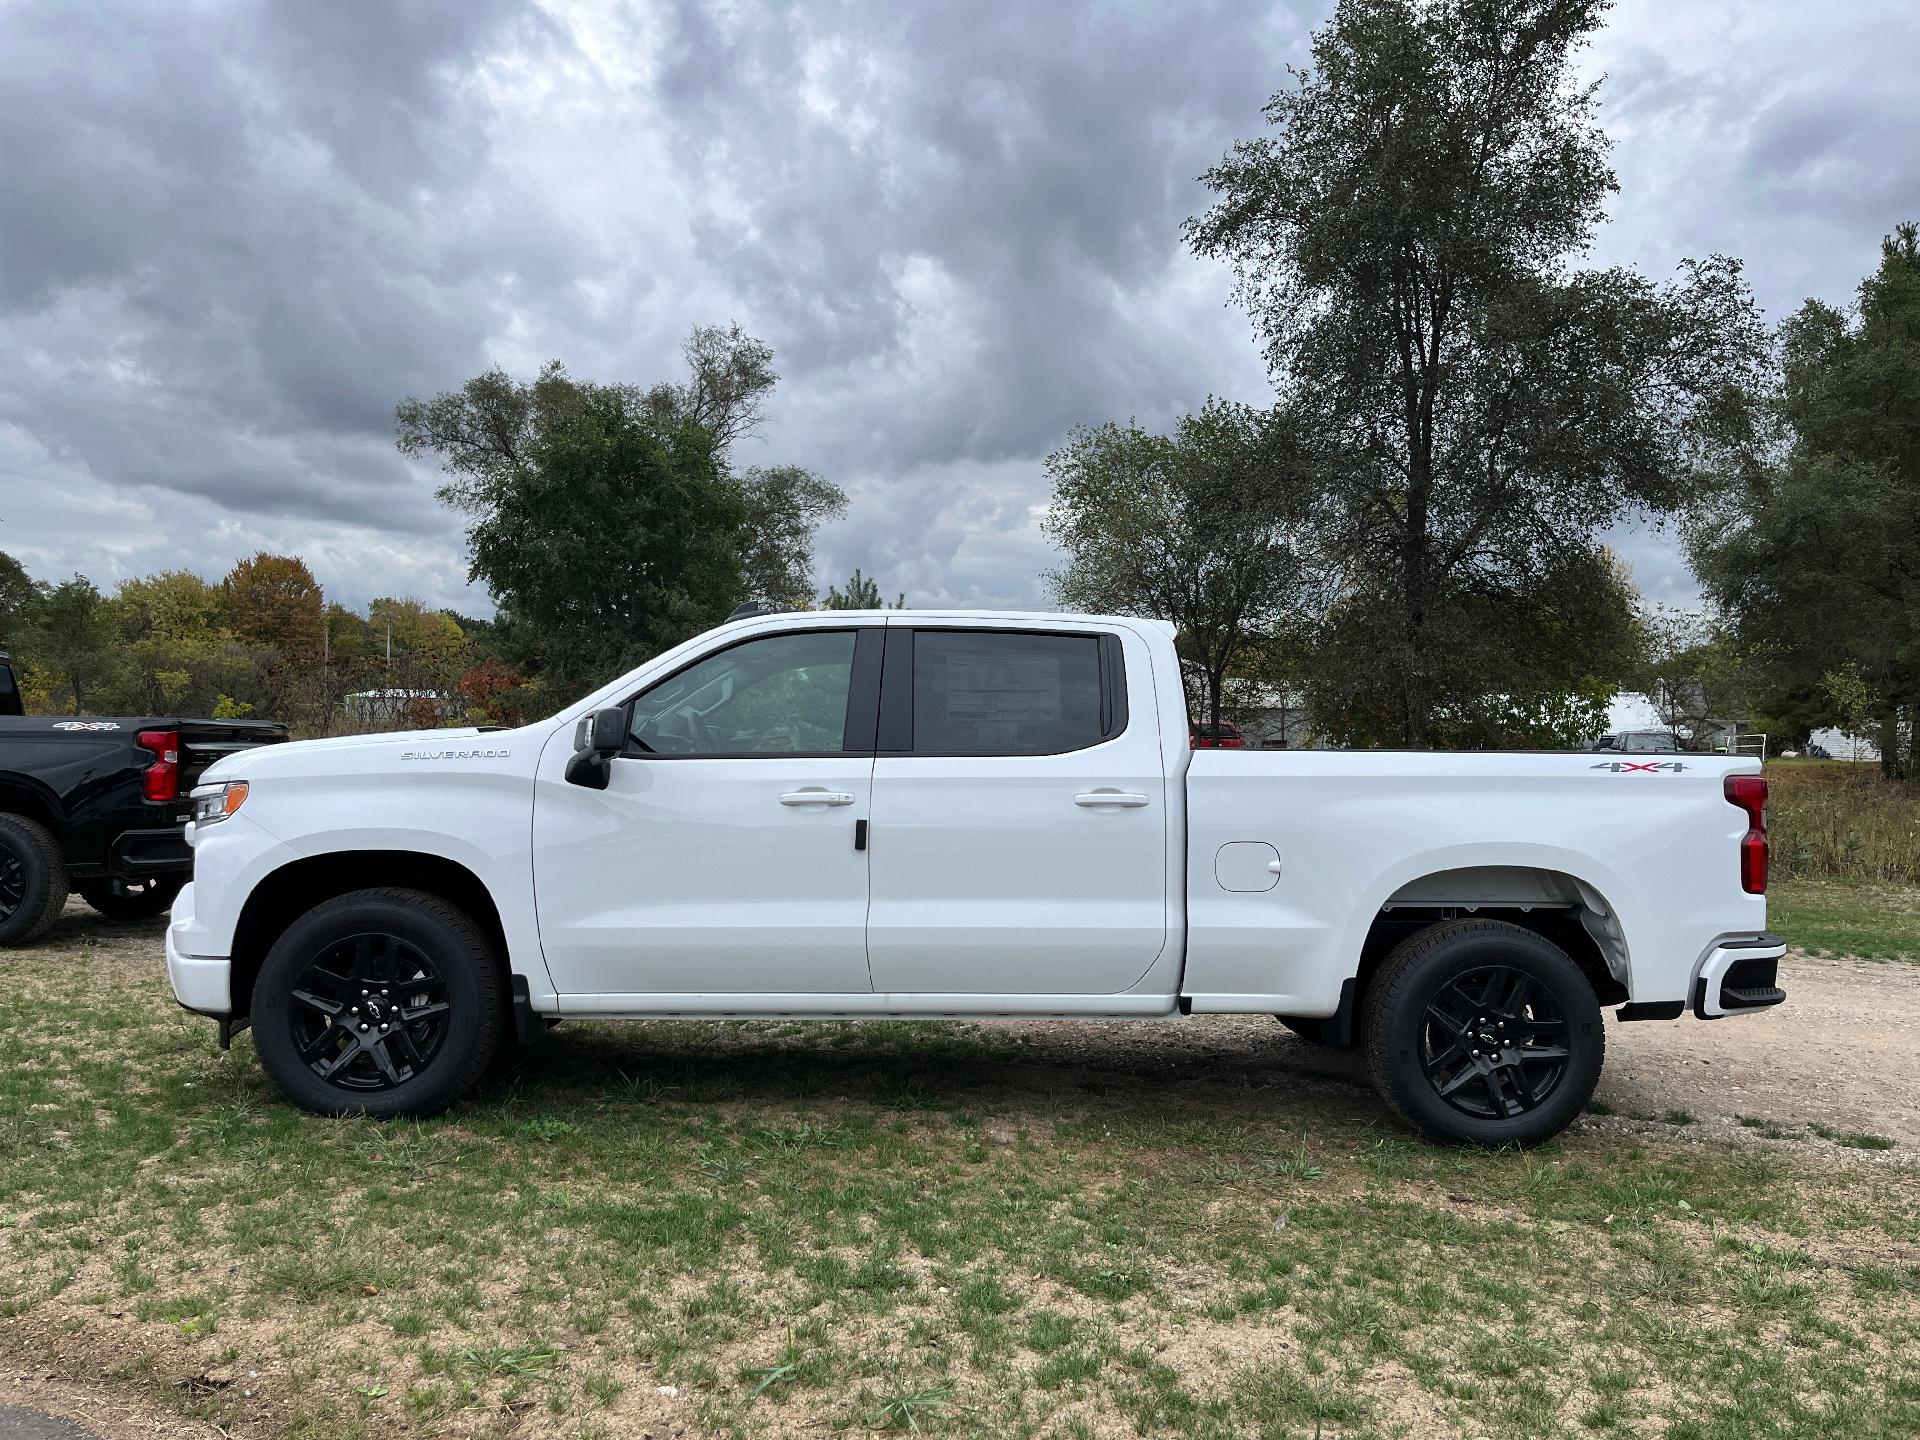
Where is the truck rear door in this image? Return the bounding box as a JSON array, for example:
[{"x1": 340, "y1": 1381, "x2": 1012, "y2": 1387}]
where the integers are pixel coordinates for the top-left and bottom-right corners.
[{"x1": 863, "y1": 621, "x2": 1168, "y2": 996}]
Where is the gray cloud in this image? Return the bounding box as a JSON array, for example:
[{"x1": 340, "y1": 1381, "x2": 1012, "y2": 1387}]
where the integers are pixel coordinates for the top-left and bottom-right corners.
[{"x1": 0, "y1": 0, "x2": 1915, "y2": 617}]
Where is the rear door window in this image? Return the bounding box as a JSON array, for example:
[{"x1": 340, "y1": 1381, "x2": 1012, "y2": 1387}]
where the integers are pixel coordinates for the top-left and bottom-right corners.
[{"x1": 909, "y1": 630, "x2": 1107, "y2": 756}]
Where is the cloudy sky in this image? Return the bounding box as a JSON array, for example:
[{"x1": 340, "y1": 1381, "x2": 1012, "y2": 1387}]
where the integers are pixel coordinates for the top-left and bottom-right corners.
[{"x1": 3, "y1": 0, "x2": 1917, "y2": 618}]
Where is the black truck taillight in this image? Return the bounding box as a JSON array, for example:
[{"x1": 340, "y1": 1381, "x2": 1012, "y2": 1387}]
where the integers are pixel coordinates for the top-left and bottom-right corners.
[
  {"x1": 137, "y1": 729, "x2": 181, "y2": 802},
  {"x1": 1724, "y1": 774, "x2": 1768, "y2": 895}
]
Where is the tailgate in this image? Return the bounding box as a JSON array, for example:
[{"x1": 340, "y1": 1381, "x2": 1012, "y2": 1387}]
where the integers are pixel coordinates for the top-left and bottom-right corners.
[{"x1": 175, "y1": 719, "x2": 290, "y2": 789}]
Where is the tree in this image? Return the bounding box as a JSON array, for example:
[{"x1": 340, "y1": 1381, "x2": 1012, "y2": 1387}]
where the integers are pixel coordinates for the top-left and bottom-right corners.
[
  {"x1": 1043, "y1": 399, "x2": 1323, "y2": 732},
  {"x1": 643, "y1": 322, "x2": 778, "y2": 451},
  {"x1": 1689, "y1": 225, "x2": 1920, "y2": 776},
  {"x1": 740, "y1": 465, "x2": 849, "y2": 610},
  {"x1": 1186, "y1": 0, "x2": 1764, "y2": 746},
  {"x1": 414, "y1": 375, "x2": 744, "y2": 692},
  {"x1": 0, "y1": 550, "x2": 38, "y2": 638},
  {"x1": 822, "y1": 568, "x2": 903, "y2": 610},
  {"x1": 24, "y1": 576, "x2": 118, "y2": 711},
  {"x1": 108, "y1": 570, "x2": 243, "y2": 716},
  {"x1": 1639, "y1": 606, "x2": 1760, "y2": 751},
  {"x1": 398, "y1": 327, "x2": 845, "y2": 693},
  {"x1": 221, "y1": 553, "x2": 324, "y2": 665}
]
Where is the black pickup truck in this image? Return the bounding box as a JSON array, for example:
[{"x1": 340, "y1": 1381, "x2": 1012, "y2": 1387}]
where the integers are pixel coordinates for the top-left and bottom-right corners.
[{"x1": 0, "y1": 651, "x2": 288, "y2": 945}]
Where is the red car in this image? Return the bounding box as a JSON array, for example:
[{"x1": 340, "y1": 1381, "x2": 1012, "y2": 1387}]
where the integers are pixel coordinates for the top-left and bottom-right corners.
[{"x1": 1189, "y1": 721, "x2": 1247, "y2": 749}]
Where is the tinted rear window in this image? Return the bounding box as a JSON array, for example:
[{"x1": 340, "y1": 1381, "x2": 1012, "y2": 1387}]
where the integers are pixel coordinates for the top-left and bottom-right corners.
[{"x1": 912, "y1": 631, "x2": 1104, "y2": 756}]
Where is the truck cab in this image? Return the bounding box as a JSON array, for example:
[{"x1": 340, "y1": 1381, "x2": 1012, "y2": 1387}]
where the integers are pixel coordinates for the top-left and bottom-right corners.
[{"x1": 167, "y1": 609, "x2": 1783, "y2": 1146}]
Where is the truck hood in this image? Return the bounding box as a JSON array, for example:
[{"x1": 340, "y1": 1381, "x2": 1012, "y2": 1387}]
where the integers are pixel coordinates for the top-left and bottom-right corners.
[{"x1": 198, "y1": 727, "x2": 487, "y2": 784}]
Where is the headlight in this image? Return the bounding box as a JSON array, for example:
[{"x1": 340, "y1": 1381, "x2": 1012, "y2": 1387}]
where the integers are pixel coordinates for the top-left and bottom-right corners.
[{"x1": 192, "y1": 781, "x2": 250, "y2": 826}]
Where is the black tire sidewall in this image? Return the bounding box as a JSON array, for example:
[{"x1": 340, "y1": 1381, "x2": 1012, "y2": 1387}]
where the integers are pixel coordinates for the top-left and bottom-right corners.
[
  {"x1": 1372, "y1": 926, "x2": 1603, "y2": 1147},
  {"x1": 252, "y1": 892, "x2": 498, "y2": 1118},
  {"x1": 0, "y1": 815, "x2": 62, "y2": 946}
]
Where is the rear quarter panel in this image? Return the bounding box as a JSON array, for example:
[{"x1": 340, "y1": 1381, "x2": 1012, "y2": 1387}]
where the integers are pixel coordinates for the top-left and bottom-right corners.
[{"x1": 1183, "y1": 751, "x2": 1766, "y2": 1014}]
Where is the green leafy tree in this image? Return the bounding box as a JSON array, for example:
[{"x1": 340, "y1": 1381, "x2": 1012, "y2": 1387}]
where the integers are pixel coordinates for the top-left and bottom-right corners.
[
  {"x1": 398, "y1": 327, "x2": 845, "y2": 695},
  {"x1": 1690, "y1": 225, "x2": 1920, "y2": 776},
  {"x1": 823, "y1": 568, "x2": 903, "y2": 610},
  {"x1": 23, "y1": 576, "x2": 119, "y2": 712},
  {"x1": 107, "y1": 570, "x2": 241, "y2": 715},
  {"x1": 1638, "y1": 606, "x2": 1763, "y2": 751},
  {"x1": 405, "y1": 372, "x2": 744, "y2": 693},
  {"x1": 0, "y1": 549, "x2": 38, "y2": 638},
  {"x1": 1186, "y1": 0, "x2": 1764, "y2": 746},
  {"x1": 1043, "y1": 399, "x2": 1323, "y2": 732}
]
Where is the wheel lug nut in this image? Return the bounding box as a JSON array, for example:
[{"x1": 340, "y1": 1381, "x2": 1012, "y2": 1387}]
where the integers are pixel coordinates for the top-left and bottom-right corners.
[
  {"x1": 359, "y1": 1024, "x2": 368, "y2": 1032},
  {"x1": 380, "y1": 1024, "x2": 388, "y2": 1032}
]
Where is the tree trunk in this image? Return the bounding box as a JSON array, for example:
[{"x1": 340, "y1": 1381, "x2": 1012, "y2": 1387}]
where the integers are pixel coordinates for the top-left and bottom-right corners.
[{"x1": 1880, "y1": 709, "x2": 1901, "y2": 779}]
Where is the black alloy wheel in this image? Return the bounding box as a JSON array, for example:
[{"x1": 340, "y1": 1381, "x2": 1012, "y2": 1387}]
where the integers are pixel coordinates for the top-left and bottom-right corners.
[
  {"x1": 1362, "y1": 918, "x2": 1604, "y2": 1147},
  {"x1": 0, "y1": 848, "x2": 23, "y2": 924},
  {"x1": 0, "y1": 813, "x2": 67, "y2": 947},
  {"x1": 1416, "y1": 965, "x2": 1570, "y2": 1120},
  {"x1": 252, "y1": 888, "x2": 500, "y2": 1118},
  {"x1": 288, "y1": 932, "x2": 452, "y2": 1092}
]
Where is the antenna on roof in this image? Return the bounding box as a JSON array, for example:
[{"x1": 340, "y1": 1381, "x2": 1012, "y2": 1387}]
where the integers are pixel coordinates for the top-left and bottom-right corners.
[{"x1": 727, "y1": 601, "x2": 773, "y2": 622}]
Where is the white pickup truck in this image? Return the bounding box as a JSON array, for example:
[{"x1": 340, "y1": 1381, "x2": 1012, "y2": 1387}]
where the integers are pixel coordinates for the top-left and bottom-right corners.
[{"x1": 166, "y1": 608, "x2": 1784, "y2": 1146}]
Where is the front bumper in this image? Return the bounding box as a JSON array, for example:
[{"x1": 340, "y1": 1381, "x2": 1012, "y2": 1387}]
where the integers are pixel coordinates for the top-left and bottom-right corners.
[
  {"x1": 165, "y1": 882, "x2": 232, "y2": 1015},
  {"x1": 1692, "y1": 933, "x2": 1788, "y2": 1019}
]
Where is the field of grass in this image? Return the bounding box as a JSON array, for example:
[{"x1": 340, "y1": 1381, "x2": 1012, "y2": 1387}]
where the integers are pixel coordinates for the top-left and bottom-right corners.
[
  {"x1": 1769, "y1": 877, "x2": 1920, "y2": 962},
  {"x1": 1767, "y1": 760, "x2": 1920, "y2": 886},
  {"x1": 4, "y1": 921, "x2": 1919, "y2": 1439}
]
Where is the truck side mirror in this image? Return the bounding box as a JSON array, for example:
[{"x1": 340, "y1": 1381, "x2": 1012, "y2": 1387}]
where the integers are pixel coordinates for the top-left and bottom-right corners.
[{"x1": 564, "y1": 707, "x2": 628, "y2": 790}]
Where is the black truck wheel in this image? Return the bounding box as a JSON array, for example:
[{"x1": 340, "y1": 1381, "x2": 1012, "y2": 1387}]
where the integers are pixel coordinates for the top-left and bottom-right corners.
[
  {"x1": 0, "y1": 813, "x2": 69, "y2": 947},
  {"x1": 1362, "y1": 919, "x2": 1603, "y2": 1148},
  {"x1": 251, "y1": 888, "x2": 501, "y2": 1118},
  {"x1": 77, "y1": 874, "x2": 185, "y2": 921}
]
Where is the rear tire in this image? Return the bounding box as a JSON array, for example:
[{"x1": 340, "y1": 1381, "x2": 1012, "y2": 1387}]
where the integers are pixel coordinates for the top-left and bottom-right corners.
[
  {"x1": 78, "y1": 874, "x2": 184, "y2": 921},
  {"x1": 251, "y1": 888, "x2": 501, "y2": 1118},
  {"x1": 1361, "y1": 919, "x2": 1603, "y2": 1147},
  {"x1": 0, "y1": 813, "x2": 68, "y2": 947}
]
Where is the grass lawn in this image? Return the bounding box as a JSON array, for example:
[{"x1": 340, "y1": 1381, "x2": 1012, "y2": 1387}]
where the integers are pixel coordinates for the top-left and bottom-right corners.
[
  {"x1": 1769, "y1": 878, "x2": 1920, "y2": 962},
  {"x1": 2, "y1": 921, "x2": 1918, "y2": 1439}
]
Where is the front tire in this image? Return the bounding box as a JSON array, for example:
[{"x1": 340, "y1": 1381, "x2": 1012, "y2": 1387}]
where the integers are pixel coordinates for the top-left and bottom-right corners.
[
  {"x1": 251, "y1": 888, "x2": 501, "y2": 1118},
  {"x1": 78, "y1": 874, "x2": 184, "y2": 921},
  {"x1": 1362, "y1": 919, "x2": 1603, "y2": 1147},
  {"x1": 0, "y1": 813, "x2": 68, "y2": 947}
]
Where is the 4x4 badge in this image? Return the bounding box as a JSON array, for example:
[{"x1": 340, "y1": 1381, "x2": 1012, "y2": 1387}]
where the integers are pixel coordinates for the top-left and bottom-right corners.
[{"x1": 1591, "y1": 760, "x2": 1686, "y2": 773}]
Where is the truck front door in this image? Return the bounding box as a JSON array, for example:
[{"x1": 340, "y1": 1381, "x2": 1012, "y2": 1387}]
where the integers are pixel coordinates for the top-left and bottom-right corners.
[
  {"x1": 532, "y1": 624, "x2": 881, "y2": 998},
  {"x1": 864, "y1": 623, "x2": 1168, "y2": 996}
]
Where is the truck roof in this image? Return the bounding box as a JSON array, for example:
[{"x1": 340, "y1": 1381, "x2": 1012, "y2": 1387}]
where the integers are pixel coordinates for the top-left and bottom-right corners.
[{"x1": 721, "y1": 608, "x2": 1177, "y2": 637}]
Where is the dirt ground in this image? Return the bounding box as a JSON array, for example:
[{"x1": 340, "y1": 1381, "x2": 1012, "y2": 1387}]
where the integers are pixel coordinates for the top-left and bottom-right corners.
[{"x1": 986, "y1": 948, "x2": 1920, "y2": 1148}]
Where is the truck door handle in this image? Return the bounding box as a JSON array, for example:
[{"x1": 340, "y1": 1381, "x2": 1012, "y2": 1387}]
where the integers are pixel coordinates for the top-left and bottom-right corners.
[
  {"x1": 1074, "y1": 790, "x2": 1150, "y2": 808},
  {"x1": 779, "y1": 789, "x2": 855, "y2": 807}
]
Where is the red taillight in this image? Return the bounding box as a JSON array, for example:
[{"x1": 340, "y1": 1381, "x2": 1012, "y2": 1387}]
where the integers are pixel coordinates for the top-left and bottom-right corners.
[
  {"x1": 137, "y1": 729, "x2": 180, "y2": 802},
  {"x1": 1724, "y1": 774, "x2": 1768, "y2": 894}
]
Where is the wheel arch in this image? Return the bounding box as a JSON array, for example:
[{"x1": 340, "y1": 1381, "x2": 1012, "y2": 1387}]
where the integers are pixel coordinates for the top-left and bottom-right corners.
[
  {"x1": 1345, "y1": 864, "x2": 1631, "y2": 1032},
  {"x1": 228, "y1": 850, "x2": 511, "y2": 1021},
  {"x1": 0, "y1": 775, "x2": 67, "y2": 837}
]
